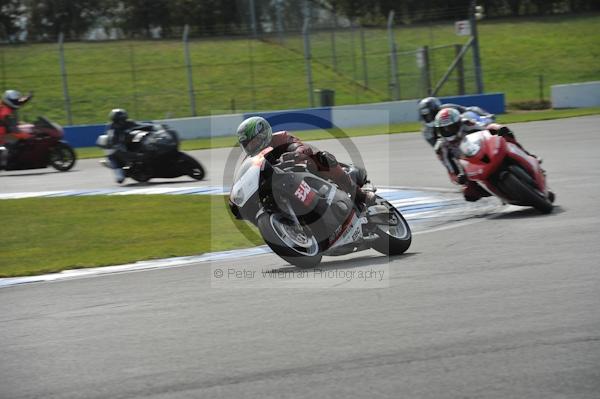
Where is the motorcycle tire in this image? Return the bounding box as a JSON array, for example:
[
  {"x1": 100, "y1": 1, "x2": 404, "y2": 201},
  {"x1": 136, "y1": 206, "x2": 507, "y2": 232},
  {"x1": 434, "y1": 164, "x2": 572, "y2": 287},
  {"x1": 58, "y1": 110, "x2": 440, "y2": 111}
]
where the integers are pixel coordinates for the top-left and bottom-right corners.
[
  {"x1": 257, "y1": 212, "x2": 322, "y2": 269},
  {"x1": 179, "y1": 153, "x2": 205, "y2": 181},
  {"x1": 500, "y1": 170, "x2": 553, "y2": 214},
  {"x1": 125, "y1": 161, "x2": 151, "y2": 183},
  {"x1": 49, "y1": 142, "x2": 76, "y2": 172},
  {"x1": 131, "y1": 170, "x2": 151, "y2": 183},
  {"x1": 370, "y1": 198, "x2": 412, "y2": 256}
]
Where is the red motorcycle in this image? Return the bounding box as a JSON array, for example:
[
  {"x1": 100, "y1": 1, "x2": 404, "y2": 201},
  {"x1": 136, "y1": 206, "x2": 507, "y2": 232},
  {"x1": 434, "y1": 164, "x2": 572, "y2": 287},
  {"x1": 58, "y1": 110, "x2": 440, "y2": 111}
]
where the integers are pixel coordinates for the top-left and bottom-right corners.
[
  {"x1": 1, "y1": 117, "x2": 76, "y2": 172},
  {"x1": 458, "y1": 130, "x2": 554, "y2": 213}
]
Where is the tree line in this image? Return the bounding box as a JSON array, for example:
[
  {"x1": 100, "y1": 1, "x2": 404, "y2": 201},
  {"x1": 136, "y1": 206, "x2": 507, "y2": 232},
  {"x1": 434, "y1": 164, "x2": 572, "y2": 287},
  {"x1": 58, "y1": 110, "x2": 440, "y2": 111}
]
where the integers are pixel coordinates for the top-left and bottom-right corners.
[{"x1": 1, "y1": 0, "x2": 598, "y2": 41}]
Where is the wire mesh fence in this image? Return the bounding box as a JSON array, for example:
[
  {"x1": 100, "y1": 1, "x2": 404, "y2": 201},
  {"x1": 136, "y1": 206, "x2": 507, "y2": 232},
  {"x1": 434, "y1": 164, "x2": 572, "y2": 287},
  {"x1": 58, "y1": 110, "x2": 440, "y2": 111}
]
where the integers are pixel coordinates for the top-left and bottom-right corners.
[{"x1": 0, "y1": 13, "x2": 549, "y2": 126}]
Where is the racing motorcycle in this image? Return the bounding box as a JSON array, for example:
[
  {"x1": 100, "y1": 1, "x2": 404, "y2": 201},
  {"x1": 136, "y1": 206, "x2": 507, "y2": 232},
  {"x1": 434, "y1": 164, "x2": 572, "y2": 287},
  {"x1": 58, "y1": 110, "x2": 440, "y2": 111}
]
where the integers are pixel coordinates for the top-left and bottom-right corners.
[
  {"x1": 462, "y1": 110, "x2": 495, "y2": 130},
  {"x1": 229, "y1": 148, "x2": 412, "y2": 268},
  {"x1": 1, "y1": 117, "x2": 76, "y2": 172},
  {"x1": 96, "y1": 124, "x2": 205, "y2": 183},
  {"x1": 458, "y1": 129, "x2": 554, "y2": 213}
]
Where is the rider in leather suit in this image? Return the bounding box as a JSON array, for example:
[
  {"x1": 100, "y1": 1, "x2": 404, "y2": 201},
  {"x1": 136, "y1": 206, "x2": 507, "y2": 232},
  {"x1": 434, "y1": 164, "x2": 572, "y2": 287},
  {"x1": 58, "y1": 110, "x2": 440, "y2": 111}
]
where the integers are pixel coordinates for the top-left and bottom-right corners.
[
  {"x1": 418, "y1": 96, "x2": 493, "y2": 147},
  {"x1": 229, "y1": 116, "x2": 375, "y2": 218},
  {"x1": 0, "y1": 90, "x2": 33, "y2": 169},
  {"x1": 434, "y1": 107, "x2": 538, "y2": 202}
]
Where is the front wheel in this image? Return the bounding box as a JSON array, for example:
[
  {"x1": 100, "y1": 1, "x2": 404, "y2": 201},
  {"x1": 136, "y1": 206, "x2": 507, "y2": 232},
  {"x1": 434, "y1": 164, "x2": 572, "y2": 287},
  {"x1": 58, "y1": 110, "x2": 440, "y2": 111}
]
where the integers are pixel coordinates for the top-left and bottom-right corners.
[
  {"x1": 257, "y1": 212, "x2": 322, "y2": 269},
  {"x1": 128, "y1": 161, "x2": 152, "y2": 183},
  {"x1": 500, "y1": 172, "x2": 553, "y2": 214},
  {"x1": 179, "y1": 153, "x2": 205, "y2": 181},
  {"x1": 49, "y1": 142, "x2": 76, "y2": 171},
  {"x1": 370, "y1": 198, "x2": 412, "y2": 256}
]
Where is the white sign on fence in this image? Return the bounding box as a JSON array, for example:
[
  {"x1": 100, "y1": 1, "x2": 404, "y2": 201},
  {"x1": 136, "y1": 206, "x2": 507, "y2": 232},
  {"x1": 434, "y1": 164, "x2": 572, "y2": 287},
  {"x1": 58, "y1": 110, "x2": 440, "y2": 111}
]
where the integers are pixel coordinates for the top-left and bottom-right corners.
[
  {"x1": 416, "y1": 48, "x2": 425, "y2": 68},
  {"x1": 455, "y1": 20, "x2": 471, "y2": 36}
]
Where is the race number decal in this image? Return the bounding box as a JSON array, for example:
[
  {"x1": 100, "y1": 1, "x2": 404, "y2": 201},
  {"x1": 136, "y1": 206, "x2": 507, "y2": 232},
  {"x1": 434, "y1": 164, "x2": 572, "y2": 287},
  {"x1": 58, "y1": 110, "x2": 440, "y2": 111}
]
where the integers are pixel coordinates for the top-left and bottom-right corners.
[{"x1": 294, "y1": 180, "x2": 315, "y2": 205}]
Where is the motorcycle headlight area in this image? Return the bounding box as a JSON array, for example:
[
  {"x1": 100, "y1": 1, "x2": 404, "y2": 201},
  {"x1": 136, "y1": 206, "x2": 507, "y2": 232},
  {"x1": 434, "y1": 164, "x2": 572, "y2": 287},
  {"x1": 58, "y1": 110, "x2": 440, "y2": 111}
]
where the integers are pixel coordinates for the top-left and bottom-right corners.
[{"x1": 460, "y1": 136, "x2": 483, "y2": 157}]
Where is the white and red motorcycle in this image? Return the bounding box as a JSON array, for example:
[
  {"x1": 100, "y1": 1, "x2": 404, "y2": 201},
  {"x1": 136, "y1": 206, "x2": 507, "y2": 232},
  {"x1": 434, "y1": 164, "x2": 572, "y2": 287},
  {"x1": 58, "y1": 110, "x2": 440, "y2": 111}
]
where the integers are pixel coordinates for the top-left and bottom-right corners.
[{"x1": 228, "y1": 147, "x2": 411, "y2": 268}]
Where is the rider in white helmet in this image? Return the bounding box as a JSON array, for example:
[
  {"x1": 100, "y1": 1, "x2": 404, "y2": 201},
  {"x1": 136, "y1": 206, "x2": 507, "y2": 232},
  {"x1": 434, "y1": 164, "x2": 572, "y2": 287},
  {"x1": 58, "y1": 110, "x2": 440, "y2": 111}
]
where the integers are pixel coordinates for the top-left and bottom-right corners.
[
  {"x1": 434, "y1": 107, "x2": 538, "y2": 202},
  {"x1": 418, "y1": 96, "x2": 493, "y2": 147}
]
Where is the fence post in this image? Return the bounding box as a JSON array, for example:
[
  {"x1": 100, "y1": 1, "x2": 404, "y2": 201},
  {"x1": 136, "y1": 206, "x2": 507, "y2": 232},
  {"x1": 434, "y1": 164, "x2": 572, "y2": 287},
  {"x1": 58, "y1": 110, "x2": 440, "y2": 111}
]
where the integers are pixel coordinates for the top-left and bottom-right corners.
[
  {"x1": 421, "y1": 45, "x2": 432, "y2": 96},
  {"x1": 387, "y1": 10, "x2": 400, "y2": 100},
  {"x1": 57, "y1": 33, "x2": 73, "y2": 125},
  {"x1": 330, "y1": 15, "x2": 338, "y2": 72},
  {"x1": 431, "y1": 37, "x2": 473, "y2": 96},
  {"x1": 538, "y1": 74, "x2": 544, "y2": 102},
  {"x1": 0, "y1": 48, "x2": 6, "y2": 91},
  {"x1": 302, "y1": 18, "x2": 315, "y2": 108},
  {"x1": 350, "y1": 21, "x2": 358, "y2": 102},
  {"x1": 249, "y1": 0, "x2": 258, "y2": 38},
  {"x1": 360, "y1": 24, "x2": 369, "y2": 88},
  {"x1": 247, "y1": 38, "x2": 257, "y2": 110},
  {"x1": 128, "y1": 43, "x2": 139, "y2": 119},
  {"x1": 455, "y1": 44, "x2": 465, "y2": 95},
  {"x1": 469, "y1": 0, "x2": 484, "y2": 93},
  {"x1": 183, "y1": 25, "x2": 197, "y2": 117},
  {"x1": 276, "y1": 0, "x2": 285, "y2": 45}
]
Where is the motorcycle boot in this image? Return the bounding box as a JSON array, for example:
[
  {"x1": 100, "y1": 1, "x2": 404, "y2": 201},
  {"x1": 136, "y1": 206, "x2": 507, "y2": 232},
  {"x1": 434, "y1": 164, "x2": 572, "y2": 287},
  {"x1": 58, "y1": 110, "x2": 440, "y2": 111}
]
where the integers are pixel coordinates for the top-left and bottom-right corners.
[
  {"x1": 0, "y1": 146, "x2": 7, "y2": 170},
  {"x1": 114, "y1": 169, "x2": 125, "y2": 184},
  {"x1": 355, "y1": 187, "x2": 377, "y2": 208},
  {"x1": 344, "y1": 164, "x2": 376, "y2": 208},
  {"x1": 462, "y1": 180, "x2": 491, "y2": 202}
]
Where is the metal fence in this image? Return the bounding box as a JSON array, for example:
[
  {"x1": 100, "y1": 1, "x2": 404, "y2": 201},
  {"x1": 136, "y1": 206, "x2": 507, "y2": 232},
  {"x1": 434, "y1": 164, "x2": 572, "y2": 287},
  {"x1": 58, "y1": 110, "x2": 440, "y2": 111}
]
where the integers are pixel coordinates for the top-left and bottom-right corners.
[{"x1": 0, "y1": 12, "x2": 534, "y2": 126}]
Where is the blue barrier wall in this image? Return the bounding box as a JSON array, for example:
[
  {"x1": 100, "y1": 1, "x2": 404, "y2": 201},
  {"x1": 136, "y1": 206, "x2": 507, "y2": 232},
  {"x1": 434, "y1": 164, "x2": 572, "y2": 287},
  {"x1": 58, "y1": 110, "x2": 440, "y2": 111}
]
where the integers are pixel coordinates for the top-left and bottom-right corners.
[
  {"x1": 440, "y1": 93, "x2": 505, "y2": 114},
  {"x1": 64, "y1": 93, "x2": 504, "y2": 147},
  {"x1": 244, "y1": 107, "x2": 333, "y2": 132},
  {"x1": 64, "y1": 124, "x2": 106, "y2": 148}
]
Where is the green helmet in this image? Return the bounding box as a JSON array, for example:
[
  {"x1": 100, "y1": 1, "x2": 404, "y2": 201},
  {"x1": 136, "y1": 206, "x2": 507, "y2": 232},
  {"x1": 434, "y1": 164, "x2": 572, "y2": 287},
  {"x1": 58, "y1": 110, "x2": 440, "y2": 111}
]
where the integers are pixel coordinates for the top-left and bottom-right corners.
[{"x1": 236, "y1": 116, "x2": 272, "y2": 156}]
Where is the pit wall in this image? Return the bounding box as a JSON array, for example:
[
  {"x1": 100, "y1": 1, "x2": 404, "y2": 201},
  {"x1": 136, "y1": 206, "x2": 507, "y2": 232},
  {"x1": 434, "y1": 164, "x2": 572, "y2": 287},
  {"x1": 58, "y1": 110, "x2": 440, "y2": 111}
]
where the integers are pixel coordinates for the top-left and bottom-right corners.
[
  {"x1": 64, "y1": 93, "x2": 505, "y2": 147},
  {"x1": 551, "y1": 81, "x2": 600, "y2": 108}
]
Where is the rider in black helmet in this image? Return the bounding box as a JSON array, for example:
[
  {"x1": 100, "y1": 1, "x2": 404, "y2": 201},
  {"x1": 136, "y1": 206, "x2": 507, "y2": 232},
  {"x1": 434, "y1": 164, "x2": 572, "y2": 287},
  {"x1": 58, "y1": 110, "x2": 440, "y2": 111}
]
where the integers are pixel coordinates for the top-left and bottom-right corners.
[{"x1": 104, "y1": 108, "x2": 152, "y2": 183}]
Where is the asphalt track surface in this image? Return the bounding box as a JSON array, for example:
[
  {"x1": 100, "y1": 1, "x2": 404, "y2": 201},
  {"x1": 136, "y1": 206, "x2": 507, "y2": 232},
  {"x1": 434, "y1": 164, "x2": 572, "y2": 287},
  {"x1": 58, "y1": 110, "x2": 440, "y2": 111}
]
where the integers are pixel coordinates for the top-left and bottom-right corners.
[{"x1": 1, "y1": 116, "x2": 599, "y2": 398}]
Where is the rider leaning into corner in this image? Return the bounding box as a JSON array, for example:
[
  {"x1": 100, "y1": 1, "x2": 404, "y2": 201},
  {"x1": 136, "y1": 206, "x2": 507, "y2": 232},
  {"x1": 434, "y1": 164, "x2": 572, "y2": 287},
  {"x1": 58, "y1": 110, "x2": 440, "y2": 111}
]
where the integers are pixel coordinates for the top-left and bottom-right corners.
[
  {"x1": 103, "y1": 108, "x2": 153, "y2": 183},
  {"x1": 418, "y1": 96, "x2": 493, "y2": 148},
  {"x1": 229, "y1": 116, "x2": 376, "y2": 219},
  {"x1": 0, "y1": 90, "x2": 33, "y2": 169},
  {"x1": 434, "y1": 107, "x2": 541, "y2": 202}
]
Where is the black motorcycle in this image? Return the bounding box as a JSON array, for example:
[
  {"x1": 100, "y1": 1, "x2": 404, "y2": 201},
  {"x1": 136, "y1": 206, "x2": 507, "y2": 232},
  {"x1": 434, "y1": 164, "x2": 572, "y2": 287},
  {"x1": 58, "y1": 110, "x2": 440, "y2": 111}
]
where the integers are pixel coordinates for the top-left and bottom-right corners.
[{"x1": 96, "y1": 125, "x2": 204, "y2": 183}]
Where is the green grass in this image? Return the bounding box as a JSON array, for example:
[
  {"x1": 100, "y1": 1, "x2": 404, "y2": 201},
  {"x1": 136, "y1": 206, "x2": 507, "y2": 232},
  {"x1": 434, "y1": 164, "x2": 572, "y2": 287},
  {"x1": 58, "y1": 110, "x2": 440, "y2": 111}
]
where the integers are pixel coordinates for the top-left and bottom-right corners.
[
  {"x1": 75, "y1": 106, "x2": 600, "y2": 159},
  {"x1": 2, "y1": 14, "x2": 599, "y2": 126},
  {"x1": 0, "y1": 195, "x2": 262, "y2": 277}
]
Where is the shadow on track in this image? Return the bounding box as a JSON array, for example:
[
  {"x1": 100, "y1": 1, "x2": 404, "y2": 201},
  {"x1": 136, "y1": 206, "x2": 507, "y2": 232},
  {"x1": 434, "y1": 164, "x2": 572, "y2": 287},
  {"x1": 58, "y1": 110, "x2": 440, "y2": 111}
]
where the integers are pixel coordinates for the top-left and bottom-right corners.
[
  {"x1": 0, "y1": 169, "x2": 78, "y2": 177},
  {"x1": 121, "y1": 178, "x2": 206, "y2": 187},
  {"x1": 491, "y1": 205, "x2": 565, "y2": 220},
  {"x1": 265, "y1": 252, "x2": 418, "y2": 273}
]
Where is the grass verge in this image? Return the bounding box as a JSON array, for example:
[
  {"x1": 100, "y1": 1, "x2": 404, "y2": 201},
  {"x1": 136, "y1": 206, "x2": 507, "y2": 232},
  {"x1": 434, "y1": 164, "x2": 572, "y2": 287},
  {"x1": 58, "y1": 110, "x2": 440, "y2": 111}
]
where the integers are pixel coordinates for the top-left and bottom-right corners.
[
  {"x1": 0, "y1": 195, "x2": 262, "y2": 277},
  {"x1": 75, "y1": 107, "x2": 600, "y2": 159}
]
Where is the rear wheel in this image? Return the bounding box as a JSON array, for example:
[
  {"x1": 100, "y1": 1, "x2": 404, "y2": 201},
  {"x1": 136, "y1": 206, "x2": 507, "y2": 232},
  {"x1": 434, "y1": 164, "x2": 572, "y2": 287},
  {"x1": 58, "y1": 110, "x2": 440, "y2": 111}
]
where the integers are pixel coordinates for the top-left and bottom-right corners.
[
  {"x1": 49, "y1": 142, "x2": 76, "y2": 171},
  {"x1": 370, "y1": 198, "x2": 412, "y2": 256},
  {"x1": 257, "y1": 212, "x2": 322, "y2": 269}
]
